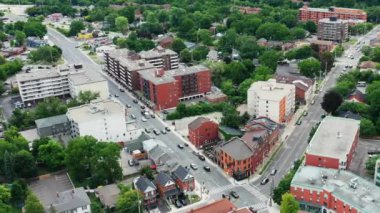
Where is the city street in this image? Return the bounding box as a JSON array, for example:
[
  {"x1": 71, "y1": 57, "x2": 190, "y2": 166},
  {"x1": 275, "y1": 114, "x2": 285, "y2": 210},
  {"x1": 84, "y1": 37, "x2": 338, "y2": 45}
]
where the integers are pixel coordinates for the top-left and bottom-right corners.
[
  {"x1": 254, "y1": 25, "x2": 380, "y2": 195},
  {"x1": 47, "y1": 27, "x2": 268, "y2": 210}
]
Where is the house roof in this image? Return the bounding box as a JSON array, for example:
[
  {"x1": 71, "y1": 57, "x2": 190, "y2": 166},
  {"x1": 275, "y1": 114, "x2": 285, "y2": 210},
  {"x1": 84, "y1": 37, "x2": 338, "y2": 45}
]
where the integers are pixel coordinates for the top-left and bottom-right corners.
[
  {"x1": 337, "y1": 110, "x2": 362, "y2": 121},
  {"x1": 50, "y1": 187, "x2": 90, "y2": 212},
  {"x1": 155, "y1": 172, "x2": 175, "y2": 186},
  {"x1": 35, "y1": 114, "x2": 68, "y2": 129},
  {"x1": 348, "y1": 89, "x2": 365, "y2": 103},
  {"x1": 217, "y1": 137, "x2": 254, "y2": 161},
  {"x1": 190, "y1": 199, "x2": 237, "y2": 213},
  {"x1": 188, "y1": 117, "x2": 213, "y2": 130},
  {"x1": 172, "y1": 165, "x2": 193, "y2": 182},
  {"x1": 125, "y1": 132, "x2": 152, "y2": 151},
  {"x1": 134, "y1": 176, "x2": 156, "y2": 193},
  {"x1": 95, "y1": 184, "x2": 120, "y2": 208},
  {"x1": 359, "y1": 61, "x2": 377, "y2": 69}
]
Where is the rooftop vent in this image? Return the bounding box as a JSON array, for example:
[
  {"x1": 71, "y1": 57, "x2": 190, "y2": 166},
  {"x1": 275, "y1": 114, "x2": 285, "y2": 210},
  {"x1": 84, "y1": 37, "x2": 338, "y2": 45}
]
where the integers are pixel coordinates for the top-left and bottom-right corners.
[{"x1": 337, "y1": 131, "x2": 342, "y2": 139}]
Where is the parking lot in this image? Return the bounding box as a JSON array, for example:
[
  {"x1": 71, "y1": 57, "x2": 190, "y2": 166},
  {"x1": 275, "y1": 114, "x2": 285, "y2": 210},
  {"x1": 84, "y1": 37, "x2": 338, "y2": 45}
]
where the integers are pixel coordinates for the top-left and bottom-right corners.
[
  {"x1": 350, "y1": 138, "x2": 380, "y2": 180},
  {"x1": 28, "y1": 171, "x2": 74, "y2": 208}
]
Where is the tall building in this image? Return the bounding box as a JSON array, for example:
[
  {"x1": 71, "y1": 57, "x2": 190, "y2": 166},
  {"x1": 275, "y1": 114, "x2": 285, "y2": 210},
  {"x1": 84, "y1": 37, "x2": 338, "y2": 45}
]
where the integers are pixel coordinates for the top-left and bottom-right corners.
[
  {"x1": 318, "y1": 17, "x2": 349, "y2": 43},
  {"x1": 306, "y1": 116, "x2": 360, "y2": 170},
  {"x1": 374, "y1": 159, "x2": 380, "y2": 186},
  {"x1": 17, "y1": 65, "x2": 108, "y2": 104},
  {"x1": 298, "y1": 5, "x2": 367, "y2": 23},
  {"x1": 138, "y1": 65, "x2": 212, "y2": 110},
  {"x1": 291, "y1": 165, "x2": 380, "y2": 213},
  {"x1": 139, "y1": 46, "x2": 179, "y2": 70},
  {"x1": 66, "y1": 99, "x2": 142, "y2": 142},
  {"x1": 247, "y1": 79, "x2": 295, "y2": 123}
]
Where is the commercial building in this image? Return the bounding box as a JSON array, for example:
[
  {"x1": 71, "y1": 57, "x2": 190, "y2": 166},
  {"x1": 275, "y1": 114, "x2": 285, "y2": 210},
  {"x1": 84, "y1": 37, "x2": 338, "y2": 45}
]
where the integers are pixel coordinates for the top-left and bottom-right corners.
[
  {"x1": 247, "y1": 79, "x2": 295, "y2": 123},
  {"x1": 298, "y1": 5, "x2": 367, "y2": 24},
  {"x1": 67, "y1": 99, "x2": 142, "y2": 142},
  {"x1": 190, "y1": 199, "x2": 250, "y2": 213},
  {"x1": 374, "y1": 159, "x2": 380, "y2": 186},
  {"x1": 35, "y1": 114, "x2": 70, "y2": 137},
  {"x1": 317, "y1": 17, "x2": 349, "y2": 43},
  {"x1": 17, "y1": 65, "x2": 108, "y2": 104},
  {"x1": 139, "y1": 46, "x2": 179, "y2": 70},
  {"x1": 291, "y1": 165, "x2": 380, "y2": 213},
  {"x1": 138, "y1": 65, "x2": 212, "y2": 110},
  {"x1": 188, "y1": 117, "x2": 219, "y2": 148},
  {"x1": 305, "y1": 116, "x2": 360, "y2": 170}
]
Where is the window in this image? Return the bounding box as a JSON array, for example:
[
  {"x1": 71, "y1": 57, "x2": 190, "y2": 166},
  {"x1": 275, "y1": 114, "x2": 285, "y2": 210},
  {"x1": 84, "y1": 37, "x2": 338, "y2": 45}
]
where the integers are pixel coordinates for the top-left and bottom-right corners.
[{"x1": 82, "y1": 206, "x2": 87, "y2": 210}]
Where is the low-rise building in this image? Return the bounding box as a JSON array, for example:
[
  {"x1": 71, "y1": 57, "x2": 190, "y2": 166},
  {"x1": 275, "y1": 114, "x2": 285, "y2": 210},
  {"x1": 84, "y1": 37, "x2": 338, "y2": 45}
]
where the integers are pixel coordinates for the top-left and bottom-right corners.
[
  {"x1": 291, "y1": 165, "x2": 380, "y2": 213},
  {"x1": 189, "y1": 199, "x2": 240, "y2": 213},
  {"x1": 188, "y1": 117, "x2": 219, "y2": 148},
  {"x1": 305, "y1": 116, "x2": 360, "y2": 170},
  {"x1": 237, "y1": 6, "x2": 261, "y2": 15},
  {"x1": 172, "y1": 165, "x2": 195, "y2": 192},
  {"x1": 26, "y1": 37, "x2": 47, "y2": 47},
  {"x1": 247, "y1": 79, "x2": 295, "y2": 123},
  {"x1": 67, "y1": 99, "x2": 142, "y2": 142},
  {"x1": 68, "y1": 71, "x2": 109, "y2": 100},
  {"x1": 374, "y1": 159, "x2": 380, "y2": 186},
  {"x1": 35, "y1": 114, "x2": 70, "y2": 137},
  {"x1": 133, "y1": 176, "x2": 157, "y2": 208},
  {"x1": 47, "y1": 13, "x2": 63, "y2": 22},
  {"x1": 48, "y1": 187, "x2": 91, "y2": 213},
  {"x1": 155, "y1": 172, "x2": 179, "y2": 200},
  {"x1": 95, "y1": 184, "x2": 119, "y2": 209},
  {"x1": 310, "y1": 39, "x2": 335, "y2": 53},
  {"x1": 317, "y1": 17, "x2": 349, "y2": 43}
]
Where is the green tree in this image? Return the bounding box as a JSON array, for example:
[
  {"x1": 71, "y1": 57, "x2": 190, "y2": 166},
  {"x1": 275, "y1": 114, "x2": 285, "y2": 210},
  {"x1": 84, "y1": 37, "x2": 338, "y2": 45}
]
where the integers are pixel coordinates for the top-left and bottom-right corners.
[
  {"x1": 31, "y1": 137, "x2": 50, "y2": 157},
  {"x1": 218, "y1": 29, "x2": 238, "y2": 53},
  {"x1": 10, "y1": 180, "x2": 27, "y2": 207},
  {"x1": 34, "y1": 97, "x2": 67, "y2": 119},
  {"x1": 3, "y1": 126, "x2": 29, "y2": 151},
  {"x1": 69, "y1": 20, "x2": 85, "y2": 36},
  {"x1": 321, "y1": 90, "x2": 343, "y2": 114},
  {"x1": 259, "y1": 50, "x2": 280, "y2": 71},
  {"x1": 298, "y1": 58, "x2": 321, "y2": 78},
  {"x1": 77, "y1": 90, "x2": 100, "y2": 104},
  {"x1": 253, "y1": 66, "x2": 272, "y2": 81},
  {"x1": 171, "y1": 38, "x2": 186, "y2": 53},
  {"x1": 290, "y1": 27, "x2": 306, "y2": 39},
  {"x1": 366, "y1": 154, "x2": 380, "y2": 175},
  {"x1": 0, "y1": 185, "x2": 10, "y2": 204},
  {"x1": 115, "y1": 16, "x2": 129, "y2": 34},
  {"x1": 281, "y1": 14, "x2": 298, "y2": 28},
  {"x1": 178, "y1": 18, "x2": 195, "y2": 38},
  {"x1": 3, "y1": 151, "x2": 14, "y2": 182},
  {"x1": 360, "y1": 118, "x2": 377, "y2": 137},
  {"x1": 197, "y1": 29, "x2": 213, "y2": 45},
  {"x1": 116, "y1": 186, "x2": 141, "y2": 213},
  {"x1": 13, "y1": 150, "x2": 37, "y2": 178},
  {"x1": 256, "y1": 23, "x2": 290, "y2": 41},
  {"x1": 14, "y1": 31, "x2": 26, "y2": 47},
  {"x1": 28, "y1": 45, "x2": 62, "y2": 63},
  {"x1": 38, "y1": 141, "x2": 65, "y2": 171},
  {"x1": 23, "y1": 21, "x2": 46, "y2": 37},
  {"x1": 280, "y1": 193, "x2": 299, "y2": 213},
  {"x1": 24, "y1": 192, "x2": 44, "y2": 213},
  {"x1": 304, "y1": 20, "x2": 317, "y2": 33},
  {"x1": 140, "y1": 166, "x2": 154, "y2": 180},
  {"x1": 180, "y1": 49, "x2": 192, "y2": 63}
]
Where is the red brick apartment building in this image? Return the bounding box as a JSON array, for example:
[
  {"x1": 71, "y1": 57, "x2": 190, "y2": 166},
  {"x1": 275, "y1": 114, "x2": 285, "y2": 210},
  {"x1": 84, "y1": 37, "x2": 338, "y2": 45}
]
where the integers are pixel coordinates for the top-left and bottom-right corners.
[
  {"x1": 138, "y1": 65, "x2": 211, "y2": 110},
  {"x1": 172, "y1": 165, "x2": 195, "y2": 192},
  {"x1": 291, "y1": 165, "x2": 380, "y2": 213},
  {"x1": 298, "y1": 5, "x2": 367, "y2": 23},
  {"x1": 305, "y1": 116, "x2": 359, "y2": 170},
  {"x1": 188, "y1": 117, "x2": 219, "y2": 148},
  {"x1": 189, "y1": 199, "x2": 251, "y2": 213},
  {"x1": 215, "y1": 117, "x2": 279, "y2": 180}
]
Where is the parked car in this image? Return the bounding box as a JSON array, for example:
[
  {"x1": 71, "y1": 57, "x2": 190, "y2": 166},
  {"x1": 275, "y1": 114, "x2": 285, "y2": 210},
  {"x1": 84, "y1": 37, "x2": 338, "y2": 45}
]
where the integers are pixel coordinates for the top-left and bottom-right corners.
[
  {"x1": 190, "y1": 163, "x2": 198, "y2": 170},
  {"x1": 261, "y1": 177, "x2": 269, "y2": 185},
  {"x1": 114, "y1": 94, "x2": 119, "y2": 97},
  {"x1": 165, "y1": 127, "x2": 171, "y2": 132},
  {"x1": 141, "y1": 117, "x2": 147, "y2": 122},
  {"x1": 133, "y1": 99, "x2": 138, "y2": 104},
  {"x1": 161, "y1": 129, "x2": 167, "y2": 134},
  {"x1": 140, "y1": 105, "x2": 145, "y2": 109},
  {"x1": 270, "y1": 168, "x2": 277, "y2": 176},
  {"x1": 151, "y1": 114, "x2": 156, "y2": 118},
  {"x1": 296, "y1": 120, "x2": 302, "y2": 125},
  {"x1": 175, "y1": 200, "x2": 182, "y2": 208},
  {"x1": 128, "y1": 159, "x2": 134, "y2": 166},
  {"x1": 162, "y1": 110, "x2": 168, "y2": 114},
  {"x1": 249, "y1": 207, "x2": 258, "y2": 213},
  {"x1": 145, "y1": 128, "x2": 151, "y2": 133},
  {"x1": 178, "y1": 144, "x2": 184, "y2": 149},
  {"x1": 153, "y1": 129, "x2": 160, "y2": 135},
  {"x1": 119, "y1": 88, "x2": 125, "y2": 92},
  {"x1": 198, "y1": 155, "x2": 206, "y2": 161},
  {"x1": 303, "y1": 111, "x2": 308, "y2": 116},
  {"x1": 203, "y1": 166, "x2": 211, "y2": 172},
  {"x1": 130, "y1": 114, "x2": 136, "y2": 119},
  {"x1": 126, "y1": 104, "x2": 132, "y2": 108},
  {"x1": 179, "y1": 198, "x2": 187, "y2": 206},
  {"x1": 230, "y1": 191, "x2": 239, "y2": 199},
  {"x1": 184, "y1": 143, "x2": 189, "y2": 147}
]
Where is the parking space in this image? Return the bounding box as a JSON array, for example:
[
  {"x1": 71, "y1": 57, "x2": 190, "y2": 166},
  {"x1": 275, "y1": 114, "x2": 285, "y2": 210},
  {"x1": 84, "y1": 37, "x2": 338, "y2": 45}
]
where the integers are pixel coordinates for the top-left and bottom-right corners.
[
  {"x1": 120, "y1": 149, "x2": 153, "y2": 177},
  {"x1": 350, "y1": 139, "x2": 380, "y2": 179},
  {"x1": 28, "y1": 171, "x2": 74, "y2": 207}
]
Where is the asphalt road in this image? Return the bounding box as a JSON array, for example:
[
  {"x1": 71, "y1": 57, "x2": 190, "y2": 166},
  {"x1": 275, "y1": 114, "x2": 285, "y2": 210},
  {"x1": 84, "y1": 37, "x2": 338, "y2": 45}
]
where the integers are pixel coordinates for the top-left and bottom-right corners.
[
  {"x1": 47, "y1": 28, "x2": 267, "y2": 209},
  {"x1": 254, "y1": 25, "x2": 380, "y2": 195}
]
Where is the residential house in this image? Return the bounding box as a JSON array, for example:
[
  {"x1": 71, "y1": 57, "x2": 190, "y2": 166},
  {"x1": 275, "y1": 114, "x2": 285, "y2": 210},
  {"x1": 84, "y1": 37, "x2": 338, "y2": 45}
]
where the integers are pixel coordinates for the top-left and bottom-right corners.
[
  {"x1": 26, "y1": 37, "x2": 47, "y2": 48},
  {"x1": 155, "y1": 172, "x2": 179, "y2": 200},
  {"x1": 348, "y1": 89, "x2": 365, "y2": 103},
  {"x1": 188, "y1": 117, "x2": 219, "y2": 148},
  {"x1": 48, "y1": 187, "x2": 91, "y2": 213},
  {"x1": 358, "y1": 61, "x2": 377, "y2": 70},
  {"x1": 133, "y1": 176, "x2": 157, "y2": 208},
  {"x1": 172, "y1": 166, "x2": 195, "y2": 192},
  {"x1": 96, "y1": 184, "x2": 120, "y2": 209},
  {"x1": 237, "y1": 6, "x2": 261, "y2": 15},
  {"x1": 257, "y1": 38, "x2": 268, "y2": 47},
  {"x1": 47, "y1": 13, "x2": 63, "y2": 22},
  {"x1": 35, "y1": 114, "x2": 70, "y2": 137}
]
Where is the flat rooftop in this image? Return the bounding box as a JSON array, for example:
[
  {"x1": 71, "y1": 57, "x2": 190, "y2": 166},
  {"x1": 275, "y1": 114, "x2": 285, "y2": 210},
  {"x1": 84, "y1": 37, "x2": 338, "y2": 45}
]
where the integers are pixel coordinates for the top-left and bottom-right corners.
[
  {"x1": 17, "y1": 66, "x2": 86, "y2": 82},
  {"x1": 307, "y1": 116, "x2": 359, "y2": 160},
  {"x1": 292, "y1": 165, "x2": 380, "y2": 213},
  {"x1": 68, "y1": 71, "x2": 106, "y2": 85},
  {"x1": 139, "y1": 46, "x2": 177, "y2": 59},
  {"x1": 300, "y1": 6, "x2": 366, "y2": 15},
  {"x1": 248, "y1": 79, "x2": 295, "y2": 101}
]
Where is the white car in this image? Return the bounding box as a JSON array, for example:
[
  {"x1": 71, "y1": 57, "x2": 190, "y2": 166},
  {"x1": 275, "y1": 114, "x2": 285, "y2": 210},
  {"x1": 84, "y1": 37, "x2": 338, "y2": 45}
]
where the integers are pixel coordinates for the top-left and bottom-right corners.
[{"x1": 141, "y1": 117, "x2": 147, "y2": 122}]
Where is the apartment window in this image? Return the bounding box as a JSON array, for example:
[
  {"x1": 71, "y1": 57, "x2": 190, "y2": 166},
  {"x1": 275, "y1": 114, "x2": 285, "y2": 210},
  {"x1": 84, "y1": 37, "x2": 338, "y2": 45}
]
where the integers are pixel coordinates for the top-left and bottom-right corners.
[{"x1": 82, "y1": 206, "x2": 87, "y2": 210}]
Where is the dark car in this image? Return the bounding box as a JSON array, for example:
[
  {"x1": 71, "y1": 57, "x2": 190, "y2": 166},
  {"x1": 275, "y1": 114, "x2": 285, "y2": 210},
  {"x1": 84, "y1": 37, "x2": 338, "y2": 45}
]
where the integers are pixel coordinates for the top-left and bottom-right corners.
[
  {"x1": 203, "y1": 166, "x2": 211, "y2": 172},
  {"x1": 178, "y1": 144, "x2": 184, "y2": 149},
  {"x1": 133, "y1": 99, "x2": 138, "y2": 104},
  {"x1": 165, "y1": 127, "x2": 171, "y2": 132},
  {"x1": 230, "y1": 191, "x2": 239, "y2": 199},
  {"x1": 162, "y1": 110, "x2": 169, "y2": 114},
  {"x1": 175, "y1": 200, "x2": 182, "y2": 208},
  {"x1": 198, "y1": 155, "x2": 206, "y2": 161},
  {"x1": 140, "y1": 105, "x2": 145, "y2": 109},
  {"x1": 114, "y1": 94, "x2": 119, "y2": 97},
  {"x1": 260, "y1": 177, "x2": 270, "y2": 185},
  {"x1": 179, "y1": 198, "x2": 187, "y2": 206},
  {"x1": 119, "y1": 88, "x2": 125, "y2": 92},
  {"x1": 151, "y1": 114, "x2": 156, "y2": 118},
  {"x1": 249, "y1": 207, "x2": 258, "y2": 213},
  {"x1": 145, "y1": 128, "x2": 151, "y2": 133},
  {"x1": 153, "y1": 129, "x2": 160, "y2": 135}
]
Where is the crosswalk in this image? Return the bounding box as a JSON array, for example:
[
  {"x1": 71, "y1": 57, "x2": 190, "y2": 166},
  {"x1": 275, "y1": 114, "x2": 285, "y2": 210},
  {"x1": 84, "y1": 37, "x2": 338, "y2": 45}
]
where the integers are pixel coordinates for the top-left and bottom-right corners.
[
  {"x1": 246, "y1": 185, "x2": 269, "y2": 202},
  {"x1": 208, "y1": 184, "x2": 235, "y2": 195},
  {"x1": 250, "y1": 202, "x2": 267, "y2": 210}
]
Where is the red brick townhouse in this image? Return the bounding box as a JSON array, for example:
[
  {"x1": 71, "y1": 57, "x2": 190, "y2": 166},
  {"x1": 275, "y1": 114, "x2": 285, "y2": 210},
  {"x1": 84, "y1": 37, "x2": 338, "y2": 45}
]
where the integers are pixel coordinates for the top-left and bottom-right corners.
[
  {"x1": 172, "y1": 165, "x2": 195, "y2": 192},
  {"x1": 298, "y1": 5, "x2": 367, "y2": 24},
  {"x1": 133, "y1": 176, "x2": 157, "y2": 208},
  {"x1": 155, "y1": 172, "x2": 179, "y2": 200},
  {"x1": 291, "y1": 165, "x2": 380, "y2": 213},
  {"x1": 305, "y1": 116, "x2": 359, "y2": 170},
  {"x1": 188, "y1": 117, "x2": 219, "y2": 148}
]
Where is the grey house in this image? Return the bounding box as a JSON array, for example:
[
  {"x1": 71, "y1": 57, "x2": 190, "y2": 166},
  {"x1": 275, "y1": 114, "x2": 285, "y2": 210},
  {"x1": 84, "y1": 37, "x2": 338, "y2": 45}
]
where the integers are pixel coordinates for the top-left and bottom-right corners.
[{"x1": 35, "y1": 114, "x2": 70, "y2": 137}]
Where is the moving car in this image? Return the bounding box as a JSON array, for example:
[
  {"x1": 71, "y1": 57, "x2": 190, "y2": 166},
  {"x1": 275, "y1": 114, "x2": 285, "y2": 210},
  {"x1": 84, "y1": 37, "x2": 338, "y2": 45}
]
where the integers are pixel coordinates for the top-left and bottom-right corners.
[
  {"x1": 114, "y1": 94, "x2": 119, "y2": 97},
  {"x1": 119, "y1": 88, "x2": 125, "y2": 92},
  {"x1": 230, "y1": 191, "x2": 239, "y2": 199},
  {"x1": 303, "y1": 111, "x2": 308, "y2": 116},
  {"x1": 151, "y1": 114, "x2": 156, "y2": 118},
  {"x1": 140, "y1": 105, "x2": 145, "y2": 109},
  {"x1": 177, "y1": 144, "x2": 184, "y2": 149},
  {"x1": 179, "y1": 198, "x2": 187, "y2": 206},
  {"x1": 198, "y1": 155, "x2": 206, "y2": 161},
  {"x1": 270, "y1": 168, "x2": 277, "y2": 176},
  {"x1": 190, "y1": 163, "x2": 198, "y2": 170},
  {"x1": 261, "y1": 177, "x2": 270, "y2": 185},
  {"x1": 203, "y1": 166, "x2": 211, "y2": 172},
  {"x1": 162, "y1": 110, "x2": 169, "y2": 114}
]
